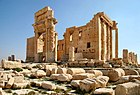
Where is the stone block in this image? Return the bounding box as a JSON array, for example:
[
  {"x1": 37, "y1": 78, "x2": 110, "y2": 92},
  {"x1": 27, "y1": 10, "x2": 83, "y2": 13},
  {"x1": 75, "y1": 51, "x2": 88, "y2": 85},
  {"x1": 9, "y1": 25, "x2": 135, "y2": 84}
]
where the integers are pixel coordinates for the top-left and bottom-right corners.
[
  {"x1": 14, "y1": 75, "x2": 24, "y2": 83},
  {"x1": 57, "y1": 74, "x2": 72, "y2": 82},
  {"x1": 57, "y1": 68, "x2": 67, "y2": 74},
  {"x1": 6, "y1": 77, "x2": 14, "y2": 88},
  {"x1": 72, "y1": 73, "x2": 95, "y2": 80},
  {"x1": 124, "y1": 69, "x2": 139, "y2": 75},
  {"x1": 108, "y1": 68, "x2": 125, "y2": 81},
  {"x1": 94, "y1": 88, "x2": 114, "y2": 95},
  {"x1": 70, "y1": 80, "x2": 80, "y2": 88},
  {"x1": 67, "y1": 68, "x2": 85, "y2": 75},
  {"x1": 79, "y1": 76, "x2": 109, "y2": 92},
  {"x1": 33, "y1": 70, "x2": 46, "y2": 78},
  {"x1": 115, "y1": 82, "x2": 140, "y2": 95},
  {"x1": 1, "y1": 59, "x2": 22, "y2": 69},
  {"x1": 13, "y1": 82, "x2": 29, "y2": 89},
  {"x1": 86, "y1": 70, "x2": 103, "y2": 77},
  {"x1": 42, "y1": 81, "x2": 56, "y2": 90},
  {"x1": 50, "y1": 74, "x2": 59, "y2": 80}
]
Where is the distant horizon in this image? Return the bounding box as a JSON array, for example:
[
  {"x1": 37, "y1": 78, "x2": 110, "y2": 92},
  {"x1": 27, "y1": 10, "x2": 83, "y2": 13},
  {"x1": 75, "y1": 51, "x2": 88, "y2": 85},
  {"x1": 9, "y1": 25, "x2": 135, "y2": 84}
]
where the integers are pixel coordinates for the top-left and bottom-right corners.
[{"x1": 0, "y1": 0, "x2": 140, "y2": 63}]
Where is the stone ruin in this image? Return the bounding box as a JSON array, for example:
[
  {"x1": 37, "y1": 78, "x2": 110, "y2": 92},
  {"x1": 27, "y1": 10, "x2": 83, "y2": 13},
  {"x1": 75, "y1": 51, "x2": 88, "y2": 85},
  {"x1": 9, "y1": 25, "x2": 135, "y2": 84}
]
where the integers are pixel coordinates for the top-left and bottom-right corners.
[{"x1": 0, "y1": 6, "x2": 139, "y2": 95}]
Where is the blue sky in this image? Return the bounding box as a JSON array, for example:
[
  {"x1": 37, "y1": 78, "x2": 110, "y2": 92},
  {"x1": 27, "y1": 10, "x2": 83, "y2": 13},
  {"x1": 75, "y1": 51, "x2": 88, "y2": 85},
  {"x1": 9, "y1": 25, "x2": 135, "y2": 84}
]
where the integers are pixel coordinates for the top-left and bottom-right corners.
[{"x1": 0, "y1": 0, "x2": 140, "y2": 62}]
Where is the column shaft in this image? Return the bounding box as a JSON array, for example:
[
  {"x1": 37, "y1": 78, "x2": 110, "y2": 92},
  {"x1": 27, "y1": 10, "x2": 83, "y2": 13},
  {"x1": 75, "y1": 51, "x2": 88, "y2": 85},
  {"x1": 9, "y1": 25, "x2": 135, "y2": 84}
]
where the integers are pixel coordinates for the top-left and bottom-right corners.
[{"x1": 115, "y1": 28, "x2": 118, "y2": 58}]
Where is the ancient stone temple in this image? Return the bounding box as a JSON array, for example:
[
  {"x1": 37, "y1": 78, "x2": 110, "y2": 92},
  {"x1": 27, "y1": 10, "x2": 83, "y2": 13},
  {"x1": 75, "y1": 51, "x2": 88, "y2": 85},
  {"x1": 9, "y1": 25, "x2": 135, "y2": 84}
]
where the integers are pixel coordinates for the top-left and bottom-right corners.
[
  {"x1": 58, "y1": 12, "x2": 118, "y2": 61},
  {"x1": 26, "y1": 7, "x2": 58, "y2": 62},
  {"x1": 26, "y1": 6, "x2": 119, "y2": 62}
]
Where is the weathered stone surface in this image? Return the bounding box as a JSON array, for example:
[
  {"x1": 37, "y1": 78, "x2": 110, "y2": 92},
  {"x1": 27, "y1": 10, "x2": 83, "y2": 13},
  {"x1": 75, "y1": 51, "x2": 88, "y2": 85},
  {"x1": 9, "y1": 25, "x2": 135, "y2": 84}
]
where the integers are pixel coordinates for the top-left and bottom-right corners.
[
  {"x1": 32, "y1": 70, "x2": 46, "y2": 78},
  {"x1": 42, "y1": 81, "x2": 56, "y2": 90},
  {"x1": 67, "y1": 68, "x2": 85, "y2": 75},
  {"x1": 1, "y1": 59, "x2": 22, "y2": 69},
  {"x1": 103, "y1": 63, "x2": 112, "y2": 68},
  {"x1": 13, "y1": 89, "x2": 38, "y2": 95},
  {"x1": 108, "y1": 68, "x2": 125, "y2": 81},
  {"x1": 21, "y1": 69, "x2": 31, "y2": 75},
  {"x1": 13, "y1": 82, "x2": 29, "y2": 89},
  {"x1": 96, "y1": 76, "x2": 109, "y2": 87},
  {"x1": 14, "y1": 75, "x2": 24, "y2": 83},
  {"x1": 124, "y1": 69, "x2": 139, "y2": 75},
  {"x1": 57, "y1": 74, "x2": 72, "y2": 82},
  {"x1": 57, "y1": 68, "x2": 67, "y2": 74},
  {"x1": 6, "y1": 77, "x2": 14, "y2": 88},
  {"x1": 115, "y1": 82, "x2": 140, "y2": 95},
  {"x1": 94, "y1": 88, "x2": 114, "y2": 95},
  {"x1": 50, "y1": 74, "x2": 60, "y2": 80},
  {"x1": 86, "y1": 70, "x2": 103, "y2": 77},
  {"x1": 71, "y1": 80, "x2": 80, "y2": 88},
  {"x1": 129, "y1": 75, "x2": 140, "y2": 81},
  {"x1": 114, "y1": 76, "x2": 129, "y2": 85},
  {"x1": 79, "y1": 76, "x2": 109, "y2": 92},
  {"x1": 72, "y1": 73, "x2": 95, "y2": 80}
]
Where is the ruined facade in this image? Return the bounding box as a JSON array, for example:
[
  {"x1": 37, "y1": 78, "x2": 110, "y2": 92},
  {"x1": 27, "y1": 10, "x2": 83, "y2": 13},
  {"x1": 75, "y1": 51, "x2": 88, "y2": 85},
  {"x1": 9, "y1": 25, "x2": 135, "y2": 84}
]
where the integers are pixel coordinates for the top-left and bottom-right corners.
[
  {"x1": 26, "y1": 7, "x2": 119, "y2": 62},
  {"x1": 58, "y1": 12, "x2": 118, "y2": 61},
  {"x1": 123, "y1": 49, "x2": 138, "y2": 64},
  {"x1": 26, "y1": 7, "x2": 58, "y2": 62}
]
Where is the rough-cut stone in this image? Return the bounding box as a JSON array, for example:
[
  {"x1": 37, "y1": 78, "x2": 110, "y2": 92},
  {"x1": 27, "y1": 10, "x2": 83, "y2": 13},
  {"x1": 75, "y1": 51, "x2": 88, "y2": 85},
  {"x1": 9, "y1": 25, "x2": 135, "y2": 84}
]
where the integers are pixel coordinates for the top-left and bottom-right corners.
[
  {"x1": 50, "y1": 74, "x2": 60, "y2": 80},
  {"x1": 33, "y1": 70, "x2": 46, "y2": 78},
  {"x1": 129, "y1": 75, "x2": 140, "y2": 81},
  {"x1": 96, "y1": 76, "x2": 109, "y2": 88},
  {"x1": 57, "y1": 68, "x2": 67, "y2": 74},
  {"x1": 72, "y1": 73, "x2": 95, "y2": 80},
  {"x1": 103, "y1": 63, "x2": 112, "y2": 68},
  {"x1": 67, "y1": 68, "x2": 85, "y2": 75},
  {"x1": 115, "y1": 82, "x2": 140, "y2": 95},
  {"x1": 108, "y1": 68, "x2": 125, "y2": 81},
  {"x1": 71, "y1": 80, "x2": 80, "y2": 88},
  {"x1": 14, "y1": 75, "x2": 24, "y2": 83},
  {"x1": 13, "y1": 82, "x2": 29, "y2": 89},
  {"x1": 57, "y1": 74, "x2": 72, "y2": 82},
  {"x1": 124, "y1": 69, "x2": 139, "y2": 75},
  {"x1": 42, "y1": 81, "x2": 56, "y2": 90},
  {"x1": 1, "y1": 59, "x2": 22, "y2": 69},
  {"x1": 6, "y1": 77, "x2": 14, "y2": 88},
  {"x1": 114, "y1": 76, "x2": 129, "y2": 85},
  {"x1": 94, "y1": 88, "x2": 114, "y2": 95},
  {"x1": 86, "y1": 70, "x2": 103, "y2": 77},
  {"x1": 79, "y1": 76, "x2": 109, "y2": 92}
]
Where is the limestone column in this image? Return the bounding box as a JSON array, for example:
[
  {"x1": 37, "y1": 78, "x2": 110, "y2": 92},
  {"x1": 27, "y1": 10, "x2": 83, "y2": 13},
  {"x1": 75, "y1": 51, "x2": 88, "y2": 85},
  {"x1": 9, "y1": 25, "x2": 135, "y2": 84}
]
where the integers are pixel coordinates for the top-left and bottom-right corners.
[
  {"x1": 54, "y1": 33, "x2": 58, "y2": 62},
  {"x1": 110, "y1": 28, "x2": 112, "y2": 59},
  {"x1": 34, "y1": 32, "x2": 39, "y2": 62},
  {"x1": 107, "y1": 26, "x2": 110, "y2": 60},
  {"x1": 101, "y1": 21, "x2": 105, "y2": 60},
  {"x1": 123, "y1": 49, "x2": 129, "y2": 63},
  {"x1": 134, "y1": 54, "x2": 138, "y2": 64},
  {"x1": 106, "y1": 25, "x2": 110, "y2": 60},
  {"x1": 115, "y1": 28, "x2": 118, "y2": 58},
  {"x1": 69, "y1": 47, "x2": 75, "y2": 61}
]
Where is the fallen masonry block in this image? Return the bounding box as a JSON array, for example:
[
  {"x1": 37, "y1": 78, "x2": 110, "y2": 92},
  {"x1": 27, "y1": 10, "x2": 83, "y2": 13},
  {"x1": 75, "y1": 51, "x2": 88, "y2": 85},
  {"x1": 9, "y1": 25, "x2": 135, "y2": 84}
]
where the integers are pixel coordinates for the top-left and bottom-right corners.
[
  {"x1": 57, "y1": 74, "x2": 72, "y2": 82},
  {"x1": 67, "y1": 68, "x2": 85, "y2": 75},
  {"x1": 79, "y1": 76, "x2": 109, "y2": 92},
  {"x1": 72, "y1": 73, "x2": 95, "y2": 80},
  {"x1": 94, "y1": 88, "x2": 114, "y2": 95},
  {"x1": 108, "y1": 68, "x2": 125, "y2": 81},
  {"x1": 42, "y1": 81, "x2": 56, "y2": 90},
  {"x1": 115, "y1": 82, "x2": 140, "y2": 95}
]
